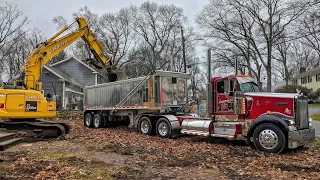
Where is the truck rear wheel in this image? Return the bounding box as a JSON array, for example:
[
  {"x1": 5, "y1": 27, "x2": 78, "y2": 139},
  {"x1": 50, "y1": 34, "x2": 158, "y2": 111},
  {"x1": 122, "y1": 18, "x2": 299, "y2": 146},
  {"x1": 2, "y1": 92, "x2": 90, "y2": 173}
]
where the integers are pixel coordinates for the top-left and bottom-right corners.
[
  {"x1": 84, "y1": 113, "x2": 93, "y2": 128},
  {"x1": 156, "y1": 118, "x2": 172, "y2": 138},
  {"x1": 138, "y1": 117, "x2": 153, "y2": 135},
  {"x1": 93, "y1": 114, "x2": 104, "y2": 128},
  {"x1": 253, "y1": 123, "x2": 286, "y2": 153}
]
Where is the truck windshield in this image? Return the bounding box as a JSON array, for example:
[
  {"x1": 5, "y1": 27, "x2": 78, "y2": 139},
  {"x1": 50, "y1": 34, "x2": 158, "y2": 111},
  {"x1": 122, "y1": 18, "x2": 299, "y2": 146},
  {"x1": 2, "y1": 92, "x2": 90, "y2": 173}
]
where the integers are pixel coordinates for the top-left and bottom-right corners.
[{"x1": 236, "y1": 77, "x2": 259, "y2": 93}]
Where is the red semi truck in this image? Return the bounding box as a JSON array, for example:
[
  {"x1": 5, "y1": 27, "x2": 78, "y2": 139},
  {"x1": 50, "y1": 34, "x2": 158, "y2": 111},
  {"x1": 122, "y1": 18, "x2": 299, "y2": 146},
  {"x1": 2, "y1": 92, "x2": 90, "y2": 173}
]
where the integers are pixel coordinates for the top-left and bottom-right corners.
[{"x1": 83, "y1": 71, "x2": 315, "y2": 153}]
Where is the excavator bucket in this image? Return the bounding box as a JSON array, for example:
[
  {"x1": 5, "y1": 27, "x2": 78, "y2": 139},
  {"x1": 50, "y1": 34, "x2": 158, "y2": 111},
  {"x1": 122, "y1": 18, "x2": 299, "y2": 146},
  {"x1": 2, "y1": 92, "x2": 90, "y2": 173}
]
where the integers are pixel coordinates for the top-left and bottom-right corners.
[
  {"x1": 85, "y1": 58, "x2": 127, "y2": 82},
  {"x1": 108, "y1": 70, "x2": 127, "y2": 82}
]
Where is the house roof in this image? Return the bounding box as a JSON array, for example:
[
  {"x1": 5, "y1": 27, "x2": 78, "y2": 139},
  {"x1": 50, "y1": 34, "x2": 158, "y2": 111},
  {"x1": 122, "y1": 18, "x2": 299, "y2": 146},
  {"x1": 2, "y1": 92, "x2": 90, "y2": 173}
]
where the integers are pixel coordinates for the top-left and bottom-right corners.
[
  {"x1": 44, "y1": 66, "x2": 84, "y2": 87},
  {"x1": 292, "y1": 67, "x2": 320, "y2": 79},
  {"x1": 50, "y1": 56, "x2": 97, "y2": 72}
]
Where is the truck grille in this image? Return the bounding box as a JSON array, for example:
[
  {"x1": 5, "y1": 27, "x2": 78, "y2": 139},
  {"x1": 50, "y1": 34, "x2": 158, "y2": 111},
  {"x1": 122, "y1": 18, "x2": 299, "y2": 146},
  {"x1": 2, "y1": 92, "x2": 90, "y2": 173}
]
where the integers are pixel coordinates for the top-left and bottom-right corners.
[{"x1": 295, "y1": 96, "x2": 309, "y2": 129}]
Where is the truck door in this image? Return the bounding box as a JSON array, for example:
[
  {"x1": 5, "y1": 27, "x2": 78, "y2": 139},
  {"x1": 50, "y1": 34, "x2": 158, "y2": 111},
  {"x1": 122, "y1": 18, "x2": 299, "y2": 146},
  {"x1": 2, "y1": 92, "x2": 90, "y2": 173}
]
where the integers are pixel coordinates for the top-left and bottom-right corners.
[{"x1": 215, "y1": 79, "x2": 235, "y2": 114}]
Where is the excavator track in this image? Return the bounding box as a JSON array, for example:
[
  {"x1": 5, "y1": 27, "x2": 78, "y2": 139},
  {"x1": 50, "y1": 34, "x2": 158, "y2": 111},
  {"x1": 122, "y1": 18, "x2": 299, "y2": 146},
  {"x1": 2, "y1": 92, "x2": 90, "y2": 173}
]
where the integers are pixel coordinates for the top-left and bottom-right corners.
[{"x1": 0, "y1": 120, "x2": 70, "y2": 138}]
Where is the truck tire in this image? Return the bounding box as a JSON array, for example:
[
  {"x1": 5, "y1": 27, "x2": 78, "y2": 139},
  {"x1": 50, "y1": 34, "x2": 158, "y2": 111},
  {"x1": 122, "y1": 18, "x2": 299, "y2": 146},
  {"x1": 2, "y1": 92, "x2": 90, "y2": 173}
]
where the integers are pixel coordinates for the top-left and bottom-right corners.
[
  {"x1": 138, "y1": 117, "x2": 153, "y2": 135},
  {"x1": 156, "y1": 118, "x2": 172, "y2": 138},
  {"x1": 93, "y1": 114, "x2": 104, "y2": 128},
  {"x1": 84, "y1": 113, "x2": 93, "y2": 128},
  {"x1": 253, "y1": 123, "x2": 286, "y2": 153}
]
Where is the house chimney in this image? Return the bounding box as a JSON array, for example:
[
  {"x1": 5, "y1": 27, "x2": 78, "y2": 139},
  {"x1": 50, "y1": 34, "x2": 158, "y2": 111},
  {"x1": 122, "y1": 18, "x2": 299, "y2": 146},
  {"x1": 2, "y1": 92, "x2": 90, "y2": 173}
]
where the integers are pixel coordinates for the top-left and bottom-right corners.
[{"x1": 300, "y1": 67, "x2": 306, "y2": 74}]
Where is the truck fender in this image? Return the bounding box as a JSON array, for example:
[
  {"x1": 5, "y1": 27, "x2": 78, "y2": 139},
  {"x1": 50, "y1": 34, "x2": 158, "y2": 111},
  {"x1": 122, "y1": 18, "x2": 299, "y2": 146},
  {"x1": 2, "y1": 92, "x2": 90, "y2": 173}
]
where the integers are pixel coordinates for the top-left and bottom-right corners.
[
  {"x1": 157, "y1": 114, "x2": 182, "y2": 138},
  {"x1": 247, "y1": 114, "x2": 289, "y2": 138}
]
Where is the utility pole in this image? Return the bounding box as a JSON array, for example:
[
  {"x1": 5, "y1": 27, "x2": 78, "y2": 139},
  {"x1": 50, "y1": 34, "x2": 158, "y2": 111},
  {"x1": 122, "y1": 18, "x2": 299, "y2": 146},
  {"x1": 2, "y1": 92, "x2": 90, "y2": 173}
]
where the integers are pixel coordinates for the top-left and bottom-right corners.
[
  {"x1": 235, "y1": 56, "x2": 238, "y2": 75},
  {"x1": 206, "y1": 48, "x2": 211, "y2": 117},
  {"x1": 170, "y1": 54, "x2": 174, "y2": 71},
  {"x1": 207, "y1": 48, "x2": 211, "y2": 82},
  {"x1": 181, "y1": 26, "x2": 186, "y2": 73}
]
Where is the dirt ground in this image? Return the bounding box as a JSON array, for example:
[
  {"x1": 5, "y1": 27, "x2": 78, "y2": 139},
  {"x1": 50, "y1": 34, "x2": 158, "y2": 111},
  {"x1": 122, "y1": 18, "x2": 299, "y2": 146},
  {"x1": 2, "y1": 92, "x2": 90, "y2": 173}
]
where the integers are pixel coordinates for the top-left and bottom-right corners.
[{"x1": 0, "y1": 118, "x2": 319, "y2": 180}]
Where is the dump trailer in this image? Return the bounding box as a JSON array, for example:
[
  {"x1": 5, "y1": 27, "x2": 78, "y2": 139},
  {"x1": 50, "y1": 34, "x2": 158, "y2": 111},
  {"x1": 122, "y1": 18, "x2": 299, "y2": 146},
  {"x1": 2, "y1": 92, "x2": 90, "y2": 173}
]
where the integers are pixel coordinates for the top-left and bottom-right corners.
[
  {"x1": 83, "y1": 71, "x2": 315, "y2": 153},
  {"x1": 84, "y1": 70, "x2": 190, "y2": 137}
]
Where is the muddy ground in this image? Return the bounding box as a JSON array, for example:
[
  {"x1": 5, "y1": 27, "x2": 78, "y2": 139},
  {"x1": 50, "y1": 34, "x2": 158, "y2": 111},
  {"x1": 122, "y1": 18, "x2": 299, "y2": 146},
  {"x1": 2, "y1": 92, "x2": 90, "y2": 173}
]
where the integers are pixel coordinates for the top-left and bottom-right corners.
[{"x1": 0, "y1": 118, "x2": 319, "y2": 180}]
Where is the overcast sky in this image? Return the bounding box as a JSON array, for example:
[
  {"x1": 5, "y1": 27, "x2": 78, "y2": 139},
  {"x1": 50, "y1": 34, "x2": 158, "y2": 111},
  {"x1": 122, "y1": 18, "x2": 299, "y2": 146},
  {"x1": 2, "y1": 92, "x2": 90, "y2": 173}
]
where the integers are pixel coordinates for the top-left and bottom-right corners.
[{"x1": 1, "y1": 0, "x2": 207, "y2": 37}]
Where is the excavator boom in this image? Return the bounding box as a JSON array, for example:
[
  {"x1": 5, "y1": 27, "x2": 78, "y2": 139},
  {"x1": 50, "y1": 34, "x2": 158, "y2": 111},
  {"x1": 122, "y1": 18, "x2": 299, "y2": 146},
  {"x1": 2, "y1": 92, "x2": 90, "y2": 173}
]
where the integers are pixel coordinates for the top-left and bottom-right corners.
[{"x1": 22, "y1": 17, "x2": 115, "y2": 91}]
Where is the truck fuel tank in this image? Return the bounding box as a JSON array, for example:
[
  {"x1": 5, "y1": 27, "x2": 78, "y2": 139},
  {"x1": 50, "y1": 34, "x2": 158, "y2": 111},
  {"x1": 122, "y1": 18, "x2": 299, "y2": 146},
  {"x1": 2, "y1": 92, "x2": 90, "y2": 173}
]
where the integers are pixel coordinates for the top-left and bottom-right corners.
[{"x1": 180, "y1": 119, "x2": 211, "y2": 136}]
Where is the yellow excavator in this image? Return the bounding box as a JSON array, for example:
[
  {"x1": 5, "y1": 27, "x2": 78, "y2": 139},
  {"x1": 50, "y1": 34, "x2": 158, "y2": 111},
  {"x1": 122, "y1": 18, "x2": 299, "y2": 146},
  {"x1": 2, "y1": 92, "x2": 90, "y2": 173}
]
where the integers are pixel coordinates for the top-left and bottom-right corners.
[{"x1": 0, "y1": 17, "x2": 124, "y2": 137}]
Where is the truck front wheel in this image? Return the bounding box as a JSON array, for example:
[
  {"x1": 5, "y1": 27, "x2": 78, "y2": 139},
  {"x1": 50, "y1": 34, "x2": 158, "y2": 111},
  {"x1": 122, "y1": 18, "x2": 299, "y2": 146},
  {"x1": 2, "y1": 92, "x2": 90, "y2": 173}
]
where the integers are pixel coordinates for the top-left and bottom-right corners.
[
  {"x1": 253, "y1": 123, "x2": 286, "y2": 153},
  {"x1": 138, "y1": 117, "x2": 153, "y2": 135},
  {"x1": 156, "y1": 118, "x2": 172, "y2": 138}
]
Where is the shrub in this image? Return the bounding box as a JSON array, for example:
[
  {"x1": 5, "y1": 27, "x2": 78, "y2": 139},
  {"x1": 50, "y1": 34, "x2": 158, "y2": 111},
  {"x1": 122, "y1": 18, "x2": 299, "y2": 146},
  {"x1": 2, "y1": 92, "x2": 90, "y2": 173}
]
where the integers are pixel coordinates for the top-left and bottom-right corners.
[
  {"x1": 275, "y1": 85, "x2": 312, "y2": 96},
  {"x1": 66, "y1": 97, "x2": 76, "y2": 110},
  {"x1": 78, "y1": 99, "x2": 84, "y2": 111},
  {"x1": 56, "y1": 96, "x2": 63, "y2": 110},
  {"x1": 275, "y1": 85, "x2": 320, "y2": 102},
  {"x1": 309, "y1": 88, "x2": 320, "y2": 102}
]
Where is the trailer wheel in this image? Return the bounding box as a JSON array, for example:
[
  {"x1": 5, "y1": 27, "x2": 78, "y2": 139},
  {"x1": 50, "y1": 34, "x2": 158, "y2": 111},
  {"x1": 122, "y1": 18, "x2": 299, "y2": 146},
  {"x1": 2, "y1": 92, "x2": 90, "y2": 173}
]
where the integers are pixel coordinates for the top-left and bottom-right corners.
[
  {"x1": 253, "y1": 123, "x2": 286, "y2": 153},
  {"x1": 93, "y1": 114, "x2": 104, "y2": 128},
  {"x1": 138, "y1": 117, "x2": 153, "y2": 135},
  {"x1": 156, "y1": 118, "x2": 172, "y2": 138},
  {"x1": 84, "y1": 113, "x2": 93, "y2": 128}
]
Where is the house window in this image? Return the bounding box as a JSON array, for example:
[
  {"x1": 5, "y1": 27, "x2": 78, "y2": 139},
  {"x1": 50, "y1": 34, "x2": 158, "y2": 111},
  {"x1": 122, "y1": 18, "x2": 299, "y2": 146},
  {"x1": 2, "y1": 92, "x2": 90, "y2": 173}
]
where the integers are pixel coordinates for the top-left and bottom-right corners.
[
  {"x1": 308, "y1": 76, "x2": 312, "y2": 83},
  {"x1": 301, "y1": 77, "x2": 307, "y2": 84},
  {"x1": 316, "y1": 74, "x2": 320, "y2": 82},
  {"x1": 294, "y1": 79, "x2": 298, "y2": 85}
]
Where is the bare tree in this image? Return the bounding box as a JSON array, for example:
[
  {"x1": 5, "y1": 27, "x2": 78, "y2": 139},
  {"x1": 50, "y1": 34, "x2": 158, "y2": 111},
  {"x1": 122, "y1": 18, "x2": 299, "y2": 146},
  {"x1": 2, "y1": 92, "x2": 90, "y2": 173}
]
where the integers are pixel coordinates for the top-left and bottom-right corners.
[
  {"x1": 197, "y1": 0, "x2": 263, "y2": 87},
  {"x1": 3, "y1": 28, "x2": 45, "y2": 82},
  {"x1": 53, "y1": 6, "x2": 135, "y2": 69},
  {"x1": 0, "y1": 2, "x2": 29, "y2": 80},
  {"x1": 98, "y1": 8, "x2": 135, "y2": 67},
  {"x1": 273, "y1": 32, "x2": 292, "y2": 85},
  {"x1": 198, "y1": 0, "x2": 316, "y2": 91},
  {"x1": 298, "y1": 7, "x2": 320, "y2": 67},
  {"x1": 131, "y1": 2, "x2": 193, "y2": 73}
]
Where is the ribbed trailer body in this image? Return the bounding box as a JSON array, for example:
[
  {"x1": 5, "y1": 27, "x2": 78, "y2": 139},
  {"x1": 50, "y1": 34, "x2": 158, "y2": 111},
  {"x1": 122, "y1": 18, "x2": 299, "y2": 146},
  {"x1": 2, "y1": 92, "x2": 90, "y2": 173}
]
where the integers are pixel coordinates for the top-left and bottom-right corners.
[{"x1": 84, "y1": 71, "x2": 190, "y2": 111}]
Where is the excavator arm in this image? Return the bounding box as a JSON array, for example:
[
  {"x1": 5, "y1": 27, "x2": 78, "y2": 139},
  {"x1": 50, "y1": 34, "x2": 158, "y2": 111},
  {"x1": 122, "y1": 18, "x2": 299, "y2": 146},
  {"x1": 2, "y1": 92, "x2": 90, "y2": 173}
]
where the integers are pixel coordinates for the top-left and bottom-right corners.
[{"x1": 21, "y1": 17, "x2": 115, "y2": 91}]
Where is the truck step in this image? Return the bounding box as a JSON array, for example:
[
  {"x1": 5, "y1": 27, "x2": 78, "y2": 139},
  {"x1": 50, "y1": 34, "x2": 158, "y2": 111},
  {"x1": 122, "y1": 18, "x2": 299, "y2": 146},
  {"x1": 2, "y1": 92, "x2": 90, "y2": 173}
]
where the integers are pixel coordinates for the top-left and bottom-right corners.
[
  {"x1": 0, "y1": 138, "x2": 23, "y2": 151},
  {"x1": 180, "y1": 129, "x2": 210, "y2": 136},
  {"x1": 0, "y1": 132, "x2": 15, "y2": 142},
  {"x1": 181, "y1": 129, "x2": 236, "y2": 140},
  {"x1": 210, "y1": 134, "x2": 235, "y2": 140}
]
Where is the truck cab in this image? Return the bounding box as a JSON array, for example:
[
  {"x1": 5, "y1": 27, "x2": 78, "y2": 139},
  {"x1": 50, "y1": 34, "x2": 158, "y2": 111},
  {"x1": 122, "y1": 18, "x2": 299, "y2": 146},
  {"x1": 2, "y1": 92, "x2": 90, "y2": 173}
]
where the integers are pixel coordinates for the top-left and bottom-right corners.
[{"x1": 181, "y1": 74, "x2": 315, "y2": 153}]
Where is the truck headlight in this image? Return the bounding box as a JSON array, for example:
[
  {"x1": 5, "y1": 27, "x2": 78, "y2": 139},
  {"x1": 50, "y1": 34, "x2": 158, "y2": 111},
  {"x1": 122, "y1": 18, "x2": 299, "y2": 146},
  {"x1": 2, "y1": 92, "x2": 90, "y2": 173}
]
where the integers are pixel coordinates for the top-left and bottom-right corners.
[
  {"x1": 287, "y1": 120, "x2": 295, "y2": 126},
  {"x1": 309, "y1": 118, "x2": 312, "y2": 123}
]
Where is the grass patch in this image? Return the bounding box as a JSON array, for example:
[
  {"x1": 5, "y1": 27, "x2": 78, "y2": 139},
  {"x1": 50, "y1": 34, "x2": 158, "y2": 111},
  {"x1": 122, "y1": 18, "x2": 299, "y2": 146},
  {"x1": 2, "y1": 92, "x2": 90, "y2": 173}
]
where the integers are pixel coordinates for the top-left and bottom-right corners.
[
  {"x1": 66, "y1": 160, "x2": 119, "y2": 180},
  {"x1": 308, "y1": 103, "x2": 320, "y2": 108},
  {"x1": 310, "y1": 113, "x2": 320, "y2": 121}
]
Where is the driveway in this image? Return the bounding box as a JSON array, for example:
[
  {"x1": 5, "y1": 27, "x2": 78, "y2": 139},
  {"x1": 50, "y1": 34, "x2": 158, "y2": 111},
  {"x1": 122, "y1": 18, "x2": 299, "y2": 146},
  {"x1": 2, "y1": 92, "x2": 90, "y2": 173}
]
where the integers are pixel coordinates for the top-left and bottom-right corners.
[
  {"x1": 309, "y1": 108, "x2": 320, "y2": 115},
  {"x1": 309, "y1": 108, "x2": 320, "y2": 138},
  {"x1": 312, "y1": 120, "x2": 320, "y2": 138}
]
